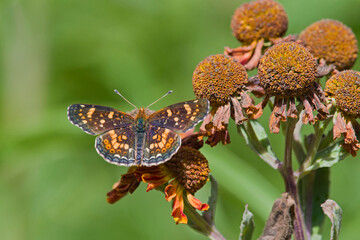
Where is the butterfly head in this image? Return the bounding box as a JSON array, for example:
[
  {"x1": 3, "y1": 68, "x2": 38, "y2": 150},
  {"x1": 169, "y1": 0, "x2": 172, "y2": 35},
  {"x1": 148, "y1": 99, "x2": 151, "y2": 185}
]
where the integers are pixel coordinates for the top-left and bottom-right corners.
[{"x1": 135, "y1": 108, "x2": 147, "y2": 131}]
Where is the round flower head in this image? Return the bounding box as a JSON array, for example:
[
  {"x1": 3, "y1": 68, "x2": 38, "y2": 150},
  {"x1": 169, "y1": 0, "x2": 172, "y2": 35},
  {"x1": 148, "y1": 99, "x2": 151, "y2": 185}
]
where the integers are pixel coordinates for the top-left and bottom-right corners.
[
  {"x1": 231, "y1": 0, "x2": 288, "y2": 45},
  {"x1": 193, "y1": 54, "x2": 261, "y2": 146},
  {"x1": 258, "y1": 42, "x2": 328, "y2": 133},
  {"x1": 300, "y1": 19, "x2": 358, "y2": 71},
  {"x1": 107, "y1": 147, "x2": 210, "y2": 224},
  {"x1": 193, "y1": 54, "x2": 248, "y2": 107},
  {"x1": 325, "y1": 70, "x2": 360, "y2": 156}
]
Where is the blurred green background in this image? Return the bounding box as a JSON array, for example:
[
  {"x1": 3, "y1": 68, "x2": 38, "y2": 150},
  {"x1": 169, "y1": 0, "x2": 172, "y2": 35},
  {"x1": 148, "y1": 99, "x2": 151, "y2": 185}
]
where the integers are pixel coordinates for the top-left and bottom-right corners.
[{"x1": 1, "y1": 0, "x2": 360, "y2": 239}]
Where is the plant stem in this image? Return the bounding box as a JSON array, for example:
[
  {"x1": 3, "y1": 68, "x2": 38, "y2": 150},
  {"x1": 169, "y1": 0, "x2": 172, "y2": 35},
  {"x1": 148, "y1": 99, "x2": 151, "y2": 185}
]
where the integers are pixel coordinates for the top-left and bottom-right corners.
[
  {"x1": 184, "y1": 198, "x2": 226, "y2": 240},
  {"x1": 281, "y1": 118, "x2": 308, "y2": 240},
  {"x1": 297, "y1": 117, "x2": 332, "y2": 179}
]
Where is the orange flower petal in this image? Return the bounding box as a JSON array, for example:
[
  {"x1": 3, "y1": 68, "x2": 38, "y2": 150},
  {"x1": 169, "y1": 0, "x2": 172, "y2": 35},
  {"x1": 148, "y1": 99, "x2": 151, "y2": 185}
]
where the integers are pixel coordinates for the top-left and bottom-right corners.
[
  {"x1": 187, "y1": 193, "x2": 209, "y2": 211},
  {"x1": 164, "y1": 183, "x2": 177, "y2": 201},
  {"x1": 171, "y1": 189, "x2": 187, "y2": 224}
]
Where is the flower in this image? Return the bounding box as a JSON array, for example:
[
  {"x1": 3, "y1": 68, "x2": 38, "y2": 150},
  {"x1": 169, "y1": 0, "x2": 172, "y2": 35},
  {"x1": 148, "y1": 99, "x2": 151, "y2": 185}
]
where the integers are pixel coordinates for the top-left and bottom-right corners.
[
  {"x1": 325, "y1": 70, "x2": 360, "y2": 156},
  {"x1": 107, "y1": 146, "x2": 210, "y2": 224},
  {"x1": 192, "y1": 54, "x2": 261, "y2": 146},
  {"x1": 225, "y1": 0, "x2": 288, "y2": 69},
  {"x1": 257, "y1": 42, "x2": 329, "y2": 133},
  {"x1": 300, "y1": 19, "x2": 358, "y2": 71}
]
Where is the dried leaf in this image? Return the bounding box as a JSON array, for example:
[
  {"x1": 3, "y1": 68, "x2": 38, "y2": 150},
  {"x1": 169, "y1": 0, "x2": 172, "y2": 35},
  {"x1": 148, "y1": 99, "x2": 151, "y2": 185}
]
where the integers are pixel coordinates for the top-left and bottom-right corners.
[
  {"x1": 239, "y1": 204, "x2": 255, "y2": 240},
  {"x1": 258, "y1": 193, "x2": 295, "y2": 240},
  {"x1": 321, "y1": 199, "x2": 342, "y2": 240}
]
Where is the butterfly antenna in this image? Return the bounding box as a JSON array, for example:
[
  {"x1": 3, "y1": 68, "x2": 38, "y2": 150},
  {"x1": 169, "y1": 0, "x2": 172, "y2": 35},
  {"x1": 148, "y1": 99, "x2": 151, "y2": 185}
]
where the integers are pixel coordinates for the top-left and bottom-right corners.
[
  {"x1": 114, "y1": 89, "x2": 138, "y2": 109},
  {"x1": 146, "y1": 90, "x2": 173, "y2": 108}
]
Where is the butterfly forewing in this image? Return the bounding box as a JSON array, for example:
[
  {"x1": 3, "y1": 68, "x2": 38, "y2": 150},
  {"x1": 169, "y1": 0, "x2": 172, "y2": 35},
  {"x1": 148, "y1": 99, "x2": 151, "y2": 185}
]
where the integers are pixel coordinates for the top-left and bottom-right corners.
[
  {"x1": 95, "y1": 127, "x2": 136, "y2": 166},
  {"x1": 142, "y1": 126, "x2": 181, "y2": 166},
  {"x1": 148, "y1": 99, "x2": 209, "y2": 132},
  {"x1": 68, "y1": 104, "x2": 134, "y2": 135}
]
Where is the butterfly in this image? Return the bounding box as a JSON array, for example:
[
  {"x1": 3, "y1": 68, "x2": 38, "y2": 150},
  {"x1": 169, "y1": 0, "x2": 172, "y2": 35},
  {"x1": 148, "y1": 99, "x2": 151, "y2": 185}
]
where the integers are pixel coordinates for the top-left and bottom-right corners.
[{"x1": 67, "y1": 91, "x2": 209, "y2": 167}]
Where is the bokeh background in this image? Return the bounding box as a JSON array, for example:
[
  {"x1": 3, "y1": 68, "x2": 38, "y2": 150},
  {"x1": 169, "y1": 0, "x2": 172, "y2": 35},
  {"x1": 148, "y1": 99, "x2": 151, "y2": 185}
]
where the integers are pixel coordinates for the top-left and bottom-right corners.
[{"x1": 1, "y1": 0, "x2": 360, "y2": 239}]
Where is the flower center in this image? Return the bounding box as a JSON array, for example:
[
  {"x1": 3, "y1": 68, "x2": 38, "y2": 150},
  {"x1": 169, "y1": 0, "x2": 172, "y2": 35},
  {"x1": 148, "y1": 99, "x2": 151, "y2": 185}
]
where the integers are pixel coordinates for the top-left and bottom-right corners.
[
  {"x1": 258, "y1": 42, "x2": 317, "y2": 97},
  {"x1": 300, "y1": 19, "x2": 358, "y2": 71},
  {"x1": 165, "y1": 147, "x2": 210, "y2": 194},
  {"x1": 231, "y1": 0, "x2": 288, "y2": 44},
  {"x1": 192, "y1": 54, "x2": 248, "y2": 106},
  {"x1": 325, "y1": 70, "x2": 360, "y2": 117}
]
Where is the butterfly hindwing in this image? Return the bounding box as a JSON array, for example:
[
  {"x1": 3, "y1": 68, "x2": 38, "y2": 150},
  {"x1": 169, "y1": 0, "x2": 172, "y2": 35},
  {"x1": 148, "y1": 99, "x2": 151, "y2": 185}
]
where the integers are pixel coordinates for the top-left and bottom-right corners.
[
  {"x1": 141, "y1": 125, "x2": 181, "y2": 166},
  {"x1": 95, "y1": 127, "x2": 136, "y2": 166},
  {"x1": 67, "y1": 104, "x2": 134, "y2": 135},
  {"x1": 148, "y1": 99, "x2": 209, "y2": 132}
]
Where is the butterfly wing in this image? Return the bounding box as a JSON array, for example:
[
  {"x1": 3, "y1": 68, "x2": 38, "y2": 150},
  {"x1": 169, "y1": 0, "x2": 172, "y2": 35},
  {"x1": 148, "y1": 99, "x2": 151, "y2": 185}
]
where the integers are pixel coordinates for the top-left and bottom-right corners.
[
  {"x1": 95, "y1": 127, "x2": 136, "y2": 166},
  {"x1": 67, "y1": 104, "x2": 134, "y2": 135},
  {"x1": 141, "y1": 125, "x2": 181, "y2": 167},
  {"x1": 148, "y1": 99, "x2": 209, "y2": 132}
]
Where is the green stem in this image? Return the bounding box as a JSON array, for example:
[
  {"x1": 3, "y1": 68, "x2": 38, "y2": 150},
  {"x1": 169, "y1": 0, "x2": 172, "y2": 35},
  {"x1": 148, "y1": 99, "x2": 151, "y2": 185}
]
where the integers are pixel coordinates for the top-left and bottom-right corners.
[
  {"x1": 298, "y1": 117, "x2": 332, "y2": 179},
  {"x1": 183, "y1": 198, "x2": 225, "y2": 240}
]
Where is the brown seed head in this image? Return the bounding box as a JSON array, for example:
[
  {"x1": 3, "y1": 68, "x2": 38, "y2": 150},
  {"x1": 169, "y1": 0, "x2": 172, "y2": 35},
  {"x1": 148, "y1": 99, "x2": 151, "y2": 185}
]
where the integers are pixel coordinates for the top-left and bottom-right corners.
[
  {"x1": 192, "y1": 54, "x2": 248, "y2": 107},
  {"x1": 325, "y1": 70, "x2": 360, "y2": 117},
  {"x1": 231, "y1": 0, "x2": 288, "y2": 45},
  {"x1": 300, "y1": 19, "x2": 358, "y2": 70},
  {"x1": 165, "y1": 147, "x2": 209, "y2": 195},
  {"x1": 258, "y1": 42, "x2": 317, "y2": 97}
]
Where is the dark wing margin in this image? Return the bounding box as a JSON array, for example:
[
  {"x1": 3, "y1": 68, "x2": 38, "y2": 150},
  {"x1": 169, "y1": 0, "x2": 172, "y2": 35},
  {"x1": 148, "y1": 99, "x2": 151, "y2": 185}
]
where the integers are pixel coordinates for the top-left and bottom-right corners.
[
  {"x1": 147, "y1": 99, "x2": 209, "y2": 133},
  {"x1": 67, "y1": 104, "x2": 134, "y2": 135},
  {"x1": 95, "y1": 127, "x2": 136, "y2": 166},
  {"x1": 142, "y1": 126, "x2": 181, "y2": 167}
]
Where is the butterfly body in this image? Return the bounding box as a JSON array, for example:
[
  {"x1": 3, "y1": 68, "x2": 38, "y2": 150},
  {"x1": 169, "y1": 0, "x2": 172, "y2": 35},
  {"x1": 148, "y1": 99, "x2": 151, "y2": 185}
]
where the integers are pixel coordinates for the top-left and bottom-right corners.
[{"x1": 68, "y1": 99, "x2": 209, "y2": 167}]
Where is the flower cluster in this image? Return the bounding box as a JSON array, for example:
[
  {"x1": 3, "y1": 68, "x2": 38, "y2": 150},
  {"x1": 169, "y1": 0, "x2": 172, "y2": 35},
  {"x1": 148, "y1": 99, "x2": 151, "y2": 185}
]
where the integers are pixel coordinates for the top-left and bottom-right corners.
[{"x1": 104, "y1": 0, "x2": 360, "y2": 236}]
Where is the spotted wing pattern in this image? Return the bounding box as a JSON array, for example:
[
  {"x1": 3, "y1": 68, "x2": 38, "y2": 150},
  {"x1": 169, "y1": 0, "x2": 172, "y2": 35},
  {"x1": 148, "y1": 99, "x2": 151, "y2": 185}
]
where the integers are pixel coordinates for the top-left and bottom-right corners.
[
  {"x1": 95, "y1": 127, "x2": 136, "y2": 166},
  {"x1": 148, "y1": 99, "x2": 209, "y2": 132},
  {"x1": 141, "y1": 125, "x2": 181, "y2": 167},
  {"x1": 67, "y1": 104, "x2": 134, "y2": 135}
]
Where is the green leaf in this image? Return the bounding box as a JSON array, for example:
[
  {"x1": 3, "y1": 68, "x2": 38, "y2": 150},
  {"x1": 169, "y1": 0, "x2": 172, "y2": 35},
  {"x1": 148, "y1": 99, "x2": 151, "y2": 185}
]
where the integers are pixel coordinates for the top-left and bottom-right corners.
[
  {"x1": 238, "y1": 120, "x2": 280, "y2": 169},
  {"x1": 304, "y1": 141, "x2": 348, "y2": 172},
  {"x1": 203, "y1": 175, "x2": 218, "y2": 225},
  {"x1": 239, "y1": 204, "x2": 255, "y2": 240},
  {"x1": 299, "y1": 168, "x2": 330, "y2": 239},
  {"x1": 321, "y1": 200, "x2": 342, "y2": 240}
]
